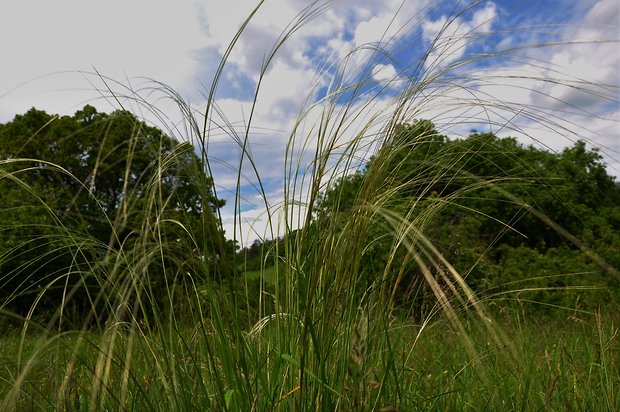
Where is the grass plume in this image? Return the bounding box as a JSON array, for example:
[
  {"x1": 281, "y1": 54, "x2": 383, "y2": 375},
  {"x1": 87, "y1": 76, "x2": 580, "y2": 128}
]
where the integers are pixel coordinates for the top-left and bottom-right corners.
[{"x1": 1, "y1": 1, "x2": 618, "y2": 410}]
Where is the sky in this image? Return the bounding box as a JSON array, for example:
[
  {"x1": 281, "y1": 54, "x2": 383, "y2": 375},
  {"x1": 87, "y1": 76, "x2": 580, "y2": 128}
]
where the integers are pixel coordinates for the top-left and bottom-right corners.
[{"x1": 1, "y1": 0, "x2": 619, "y2": 245}]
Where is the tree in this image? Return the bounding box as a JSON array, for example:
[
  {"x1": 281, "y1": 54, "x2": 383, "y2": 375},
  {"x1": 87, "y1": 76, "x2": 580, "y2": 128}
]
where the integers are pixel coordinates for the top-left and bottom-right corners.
[
  {"x1": 0, "y1": 106, "x2": 229, "y2": 323},
  {"x1": 315, "y1": 120, "x2": 620, "y2": 314}
]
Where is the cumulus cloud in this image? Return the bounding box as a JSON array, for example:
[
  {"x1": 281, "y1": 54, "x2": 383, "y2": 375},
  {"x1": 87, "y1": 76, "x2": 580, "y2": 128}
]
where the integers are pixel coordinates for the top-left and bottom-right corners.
[
  {"x1": 0, "y1": 0, "x2": 207, "y2": 119},
  {"x1": 504, "y1": 0, "x2": 619, "y2": 172},
  {"x1": 372, "y1": 63, "x2": 398, "y2": 81},
  {"x1": 422, "y1": 1, "x2": 497, "y2": 70},
  {"x1": 371, "y1": 63, "x2": 407, "y2": 90},
  {"x1": 1, "y1": 0, "x2": 617, "y2": 244}
]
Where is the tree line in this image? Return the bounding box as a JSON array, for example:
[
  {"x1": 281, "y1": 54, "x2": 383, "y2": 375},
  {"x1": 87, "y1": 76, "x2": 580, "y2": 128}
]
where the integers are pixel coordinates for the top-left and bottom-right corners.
[
  {"x1": 310, "y1": 120, "x2": 620, "y2": 314},
  {"x1": 1, "y1": 108, "x2": 618, "y2": 325},
  {"x1": 0, "y1": 106, "x2": 233, "y2": 326}
]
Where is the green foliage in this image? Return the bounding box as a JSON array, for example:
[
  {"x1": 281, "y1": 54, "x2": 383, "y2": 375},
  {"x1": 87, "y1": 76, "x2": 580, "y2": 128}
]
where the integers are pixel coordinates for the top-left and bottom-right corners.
[
  {"x1": 315, "y1": 120, "x2": 620, "y2": 313},
  {"x1": 1, "y1": 2, "x2": 618, "y2": 409},
  {"x1": 0, "y1": 106, "x2": 229, "y2": 323}
]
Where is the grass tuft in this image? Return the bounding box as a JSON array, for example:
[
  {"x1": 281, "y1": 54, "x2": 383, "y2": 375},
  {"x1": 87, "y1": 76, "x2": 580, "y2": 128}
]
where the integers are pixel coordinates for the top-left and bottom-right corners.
[{"x1": 1, "y1": 1, "x2": 619, "y2": 410}]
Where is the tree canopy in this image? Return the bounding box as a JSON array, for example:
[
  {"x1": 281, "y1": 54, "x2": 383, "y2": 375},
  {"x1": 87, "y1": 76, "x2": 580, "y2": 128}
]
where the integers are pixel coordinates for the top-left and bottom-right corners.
[
  {"x1": 314, "y1": 120, "x2": 620, "y2": 314},
  {"x1": 0, "y1": 106, "x2": 229, "y2": 323}
]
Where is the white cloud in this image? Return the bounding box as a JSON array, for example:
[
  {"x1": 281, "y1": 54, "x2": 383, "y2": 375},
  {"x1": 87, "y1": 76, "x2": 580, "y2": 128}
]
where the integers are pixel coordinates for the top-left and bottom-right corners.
[
  {"x1": 371, "y1": 63, "x2": 407, "y2": 90},
  {"x1": 410, "y1": 0, "x2": 619, "y2": 178},
  {"x1": 1, "y1": 0, "x2": 617, "y2": 246},
  {"x1": 0, "y1": 0, "x2": 207, "y2": 119},
  {"x1": 583, "y1": 0, "x2": 620, "y2": 28},
  {"x1": 422, "y1": 1, "x2": 498, "y2": 70},
  {"x1": 372, "y1": 63, "x2": 398, "y2": 81}
]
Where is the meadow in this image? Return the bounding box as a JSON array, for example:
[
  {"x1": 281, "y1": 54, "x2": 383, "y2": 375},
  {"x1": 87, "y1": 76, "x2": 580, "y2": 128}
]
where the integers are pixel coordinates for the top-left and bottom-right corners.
[
  {"x1": 1, "y1": 1, "x2": 619, "y2": 410},
  {"x1": 0, "y1": 306, "x2": 617, "y2": 410}
]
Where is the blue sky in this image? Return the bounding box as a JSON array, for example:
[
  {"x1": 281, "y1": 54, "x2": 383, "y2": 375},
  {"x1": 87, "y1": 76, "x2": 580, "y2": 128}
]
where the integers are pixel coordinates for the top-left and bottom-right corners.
[{"x1": 1, "y1": 0, "x2": 618, "y2": 244}]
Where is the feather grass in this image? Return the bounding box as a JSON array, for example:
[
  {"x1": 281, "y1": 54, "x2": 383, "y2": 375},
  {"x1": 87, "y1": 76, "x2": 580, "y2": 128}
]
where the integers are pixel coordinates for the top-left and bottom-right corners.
[{"x1": 1, "y1": 0, "x2": 618, "y2": 410}]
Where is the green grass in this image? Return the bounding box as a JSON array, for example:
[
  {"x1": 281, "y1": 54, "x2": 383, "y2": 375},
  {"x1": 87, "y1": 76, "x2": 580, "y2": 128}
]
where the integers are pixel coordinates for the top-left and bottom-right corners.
[
  {"x1": 0, "y1": 308, "x2": 617, "y2": 410},
  {"x1": 1, "y1": 0, "x2": 619, "y2": 410},
  {"x1": 405, "y1": 310, "x2": 619, "y2": 410},
  {"x1": 244, "y1": 264, "x2": 279, "y2": 284}
]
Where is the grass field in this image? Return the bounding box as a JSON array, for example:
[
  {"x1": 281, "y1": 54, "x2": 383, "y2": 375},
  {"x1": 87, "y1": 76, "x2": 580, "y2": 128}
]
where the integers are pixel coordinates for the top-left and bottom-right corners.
[
  {"x1": 0, "y1": 305, "x2": 617, "y2": 410},
  {"x1": 1, "y1": 1, "x2": 619, "y2": 410},
  {"x1": 244, "y1": 264, "x2": 280, "y2": 284}
]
